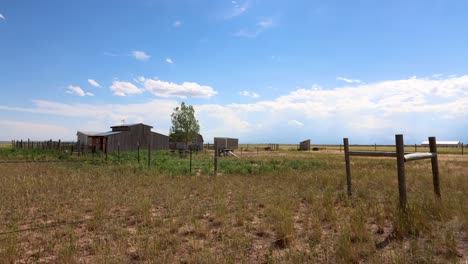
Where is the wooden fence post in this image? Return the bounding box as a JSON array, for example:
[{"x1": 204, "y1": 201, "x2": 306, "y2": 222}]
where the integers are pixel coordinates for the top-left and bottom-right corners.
[
  {"x1": 148, "y1": 141, "x2": 151, "y2": 168},
  {"x1": 429, "y1": 137, "x2": 441, "y2": 199},
  {"x1": 137, "y1": 142, "x2": 140, "y2": 164},
  {"x1": 395, "y1": 134, "x2": 407, "y2": 210},
  {"x1": 117, "y1": 144, "x2": 120, "y2": 163},
  {"x1": 374, "y1": 143, "x2": 377, "y2": 152},
  {"x1": 343, "y1": 138, "x2": 352, "y2": 197},
  {"x1": 190, "y1": 150, "x2": 192, "y2": 175},
  {"x1": 214, "y1": 142, "x2": 218, "y2": 176},
  {"x1": 461, "y1": 143, "x2": 464, "y2": 155}
]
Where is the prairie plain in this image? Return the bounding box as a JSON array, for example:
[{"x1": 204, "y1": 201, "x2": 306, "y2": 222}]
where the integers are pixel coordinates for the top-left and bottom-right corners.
[{"x1": 0, "y1": 147, "x2": 466, "y2": 263}]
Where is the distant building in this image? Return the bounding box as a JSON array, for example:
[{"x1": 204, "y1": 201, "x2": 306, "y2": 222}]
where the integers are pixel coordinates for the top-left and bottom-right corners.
[
  {"x1": 76, "y1": 131, "x2": 100, "y2": 145},
  {"x1": 214, "y1": 137, "x2": 239, "y2": 150},
  {"x1": 76, "y1": 123, "x2": 169, "y2": 152},
  {"x1": 421, "y1": 140, "x2": 462, "y2": 148},
  {"x1": 299, "y1": 139, "x2": 311, "y2": 151}
]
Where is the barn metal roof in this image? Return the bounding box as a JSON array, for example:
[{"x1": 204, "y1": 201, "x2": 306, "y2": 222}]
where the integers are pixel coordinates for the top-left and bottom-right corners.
[
  {"x1": 77, "y1": 131, "x2": 101, "y2": 136},
  {"x1": 92, "y1": 131, "x2": 124, "y2": 137},
  {"x1": 110, "y1": 123, "x2": 153, "y2": 128},
  {"x1": 421, "y1": 140, "x2": 460, "y2": 145}
]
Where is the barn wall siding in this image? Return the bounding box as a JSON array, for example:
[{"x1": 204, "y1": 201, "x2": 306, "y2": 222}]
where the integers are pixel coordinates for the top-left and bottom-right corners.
[{"x1": 84, "y1": 124, "x2": 169, "y2": 152}]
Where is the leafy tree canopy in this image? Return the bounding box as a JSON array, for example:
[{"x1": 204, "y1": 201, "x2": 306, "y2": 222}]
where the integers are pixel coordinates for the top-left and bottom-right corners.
[{"x1": 169, "y1": 102, "x2": 200, "y2": 145}]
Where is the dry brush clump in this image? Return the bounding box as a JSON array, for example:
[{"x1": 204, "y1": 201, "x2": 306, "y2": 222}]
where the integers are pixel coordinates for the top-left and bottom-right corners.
[{"x1": 0, "y1": 149, "x2": 466, "y2": 263}]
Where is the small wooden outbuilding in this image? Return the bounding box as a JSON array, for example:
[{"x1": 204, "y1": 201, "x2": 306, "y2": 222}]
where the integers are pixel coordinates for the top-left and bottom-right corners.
[
  {"x1": 299, "y1": 139, "x2": 311, "y2": 151},
  {"x1": 77, "y1": 123, "x2": 169, "y2": 152}
]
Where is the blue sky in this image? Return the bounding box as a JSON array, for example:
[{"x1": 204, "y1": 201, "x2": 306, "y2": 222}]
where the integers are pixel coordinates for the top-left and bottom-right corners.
[{"x1": 0, "y1": 0, "x2": 467, "y2": 144}]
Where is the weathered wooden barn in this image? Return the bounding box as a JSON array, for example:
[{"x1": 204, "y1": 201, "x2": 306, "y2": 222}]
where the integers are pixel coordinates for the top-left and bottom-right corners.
[
  {"x1": 214, "y1": 137, "x2": 239, "y2": 150},
  {"x1": 77, "y1": 123, "x2": 169, "y2": 152},
  {"x1": 76, "y1": 131, "x2": 100, "y2": 145},
  {"x1": 299, "y1": 139, "x2": 311, "y2": 151}
]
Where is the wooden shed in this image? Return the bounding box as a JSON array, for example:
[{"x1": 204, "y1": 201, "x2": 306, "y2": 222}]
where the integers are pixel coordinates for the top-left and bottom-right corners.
[
  {"x1": 76, "y1": 131, "x2": 100, "y2": 146},
  {"x1": 79, "y1": 123, "x2": 169, "y2": 153},
  {"x1": 214, "y1": 137, "x2": 239, "y2": 150},
  {"x1": 299, "y1": 139, "x2": 311, "y2": 151}
]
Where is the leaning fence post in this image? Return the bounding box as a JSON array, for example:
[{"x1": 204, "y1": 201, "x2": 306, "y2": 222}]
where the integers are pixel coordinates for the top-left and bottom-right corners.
[
  {"x1": 343, "y1": 138, "x2": 352, "y2": 197},
  {"x1": 429, "y1": 137, "x2": 441, "y2": 199},
  {"x1": 395, "y1": 134, "x2": 407, "y2": 210},
  {"x1": 462, "y1": 143, "x2": 464, "y2": 155}
]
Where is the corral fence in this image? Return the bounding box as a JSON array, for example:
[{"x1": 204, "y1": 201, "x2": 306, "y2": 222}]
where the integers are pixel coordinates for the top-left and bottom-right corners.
[
  {"x1": 343, "y1": 134, "x2": 441, "y2": 210},
  {"x1": 10, "y1": 139, "x2": 108, "y2": 156}
]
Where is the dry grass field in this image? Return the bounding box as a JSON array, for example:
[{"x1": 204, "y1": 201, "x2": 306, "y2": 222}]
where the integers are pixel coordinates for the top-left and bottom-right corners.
[{"x1": 0, "y1": 147, "x2": 466, "y2": 263}]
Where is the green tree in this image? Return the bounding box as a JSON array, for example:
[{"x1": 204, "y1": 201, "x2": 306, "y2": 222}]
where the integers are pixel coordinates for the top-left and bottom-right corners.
[{"x1": 169, "y1": 102, "x2": 200, "y2": 145}]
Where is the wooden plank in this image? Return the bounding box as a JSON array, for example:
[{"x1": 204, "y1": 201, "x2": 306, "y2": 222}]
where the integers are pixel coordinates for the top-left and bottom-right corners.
[
  {"x1": 395, "y1": 134, "x2": 407, "y2": 210},
  {"x1": 404, "y1": 152, "x2": 436, "y2": 162},
  {"x1": 343, "y1": 138, "x2": 352, "y2": 197},
  {"x1": 429, "y1": 137, "x2": 441, "y2": 198},
  {"x1": 348, "y1": 151, "x2": 397, "y2": 157}
]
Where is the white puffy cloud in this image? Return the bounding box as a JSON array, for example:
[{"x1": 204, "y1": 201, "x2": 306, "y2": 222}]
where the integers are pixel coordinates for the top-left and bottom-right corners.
[
  {"x1": 67, "y1": 85, "x2": 94, "y2": 96},
  {"x1": 110, "y1": 81, "x2": 144, "y2": 96},
  {"x1": 337, "y1": 77, "x2": 361, "y2": 84},
  {"x1": 144, "y1": 79, "x2": 217, "y2": 98},
  {"x1": 1, "y1": 75, "x2": 467, "y2": 143},
  {"x1": 288, "y1": 120, "x2": 304, "y2": 127},
  {"x1": 166, "y1": 58, "x2": 174, "y2": 64},
  {"x1": 131, "y1": 50, "x2": 150, "y2": 61},
  {"x1": 239, "y1": 90, "x2": 260, "y2": 98},
  {"x1": 88, "y1": 79, "x2": 101, "y2": 88}
]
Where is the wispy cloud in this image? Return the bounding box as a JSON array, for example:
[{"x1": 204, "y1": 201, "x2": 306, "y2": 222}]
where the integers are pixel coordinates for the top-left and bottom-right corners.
[
  {"x1": 337, "y1": 77, "x2": 361, "y2": 84},
  {"x1": 233, "y1": 29, "x2": 260, "y2": 38},
  {"x1": 258, "y1": 19, "x2": 273, "y2": 28},
  {"x1": 239, "y1": 90, "x2": 260, "y2": 98},
  {"x1": 0, "y1": 14, "x2": 5, "y2": 20},
  {"x1": 233, "y1": 18, "x2": 274, "y2": 38},
  {"x1": 173, "y1": 20, "x2": 182, "y2": 28},
  {"x1": 225, "y1": 0, "x2": 251, "y2": 19},
  {"x1": 88, "y1": 79, "x2": 101, "y2": 88},
  {"x1": 287, "y1": 120, "x2": 304, "y2": 127},
  {"x1": 67, "y1": 85, "x2": 94, "y2": 97},
  {"x1": 144, "y1": 79, "x2": 217, "y2": 98},
  {"x1": 131, "y1": 50, "x2": 150, "y2": 61},
  {"x1": 0, "y1": 120, "x2": 72, "y2": 140},
  {"x1": 110, "y1": 81, "x2": 144, "y2": 96},
  {"x1": 166, "y1": 58, "x2": 173, "y2": 64}
]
